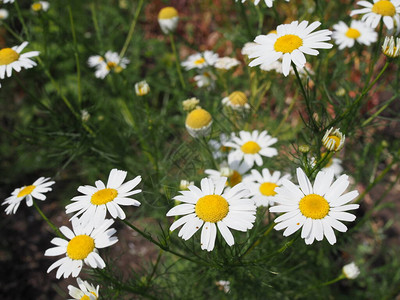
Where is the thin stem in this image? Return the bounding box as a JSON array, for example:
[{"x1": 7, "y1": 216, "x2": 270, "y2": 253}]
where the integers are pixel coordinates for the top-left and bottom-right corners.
[
  {"x1": 90, "y1": 1, "x2": 103, "y2": 50},
  {"x1": 67, "y1": 1, "x2": 82, "y2": 106},
  {"x1": 362, "y1": 94, "x2": 398, "y2": 127},
  {"x1": 241, "y1": 222, "x2": 275, "y2": 257},
  {"x1": 1, "y1": 22, "x2": 23, "y2": 41},
  {"x1": 32, "y1": 199, "x2": 64, "y2": 238},
  {"x1": 119, "y1": 0, "x2": 144, "y2": 59},
  {"x1": 321, "y1": 274, "x2": 346, "y2": 286},
  {"x1": 14, "y1": 0, "x2": 29, "y2": 38},
  {"x1": 169, "y1": 33, "x2": 186, "y2": 89}
]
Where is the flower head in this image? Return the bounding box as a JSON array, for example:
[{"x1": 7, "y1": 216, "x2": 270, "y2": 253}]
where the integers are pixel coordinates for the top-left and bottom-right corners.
[
  {"x1": 244, "y1": 168, "x2": 291, "y2": 207},
  {"x1": 185, "y1": 108, "x2": 213, "y2": 138},
  {"x1": 241, "y1": 42, "x2": 258, "y2": 57},
  {"x1": 215, "y1": 57, "x2": 240, "y2": 70},
  {"x1": 135, "y1": 80, "x2": 150, "y2": 96},
  {"x1": 182, "y1": 51, "x2": 219, "y2": 70},
  {"x1": 88, "y1": 51, "x2": 129, "y2": 79},
  {"x1": 2, "y1": 177, "x2": 55, "y2": 215},
  {"x1": 224, "y1": 130, "x2": 278, "y2": 167},
  {"x1": 166, "y1": 177, "x2": 256, "y2": 251},
  {"x1": 322, "y1": 128, "x2": 345, "y2": 151},
  {"x1": 0, "y1": 42, "x2": 39, "y2": 80},
  {"x1": 180, "y1": 180, "x2": 194, "y2": 190},
  {"x1": 182, "y1": 97, "x2": 200, "y2": 112},
  {"x1": 0, "y1": 9, "x2": 9, "y2": 20},
  {"x1": 215, "y1": 280, "x2": 230, "y2": 293},
  {"x1": 382, "y1": 36, "x2": 400, "y2": 57},
  {"x1": 158, "y1": 7, "x2": 179, "y2": 34},
  {"x1": 194, "y1": 71, "x2": 215, "y2": 89},
  {"x1": 350, "y1": 0, "x2": 400, "y2": 31},
  {"x1": 208, "y1": 133, "x2": 235, "y2": 159},
  {"x1": 31, "y1": 1, "x2": 50, "y2": 12},
  {"x1": 45, "y1": 219, "x2": 118, "y2": 278},
  {"x1": 270, "y1": 168, "x2": 359, "y2": 245},
  {"x1": 332, "y1": 20, "x2": 378, "y2": 49},
  {"x1": 342, "y1": 262, "x2": 360, "y2": 279},
  {"x1": 222, "y1": 91, "x2": 250, "y2": 111},
  {"x1": 238, "y1": 0, "x2": 290, "y2": 8},
  {"x1": 68, "y1": 277, "x2": 99, "y2": 300},
  {"x1": 205, "y1": 160, "x2": 252, "y2": 188},
  {"x1": 248, "y1": 20, "x2": 333, "y2": 76},
  {"x1": 65, "y1": 169, "x2": 142, "y2": 227}
]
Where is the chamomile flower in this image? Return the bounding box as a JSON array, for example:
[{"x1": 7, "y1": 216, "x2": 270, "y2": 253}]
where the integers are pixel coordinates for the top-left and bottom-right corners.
[
  {"x1": 342, "y1": 262, "x2": 360, "y2": 279},
  {"x1": 322, "y1": 127, "x2": 345, "y2": 151},
  {"x1": 194, "y1": 71, "x2": 215, "y2": 88},
  {"x1": 135, "y1": 80, "x2": 150, "y2": 96},
  {"x1": 90, "y1": 51, "x2": 129, "y2": 79},
  {"x1": 382, "y1": 35, "x2": 400, "y2": 57},
  {"x1": 185, "y1": 107, "x2": 213, "y2": 138},
  {"x1": 270, "y1": 168, "x2": 359, "y2": 245},
  {"x1": 180, "y1": 180, "x2": 194, "y2": 190},
  {"x1": 45, "y1": 219, "x2": 118, "y2": 279},
  {"x1": 31, "y1": 1, "x2": 50, "y2": 12},
  {"x1": 216, "y1": 280, "x2": 230, "y2": 293},
  {"x1": 0, "y1": 41, "x2": 40, "y2": 80},
  {"x1": 182, "y1": 97, "x2": 200, "y2": 112},
  {"x1": 0, "y1": 9, "x2": 9, "y2": 20},
  {"x1": 241, "y1": 42, "x2": 258, "y2": 57},
  {"x1": 215, "y1": 57, "x2": 240, "y2": 70},
  {"x1": 2, "y1": 177, "x2": 55, "y2": 215},
  {"x1": 350, "y1": 0, "x2": 400, "y2": 31},
  {"x1": 311, "y1": 155, "x2": 343, "y2": 178},
  {"x1": 224, "y1": 130, "x2": 278, "y2": 168},
  {"x1": 244, "y1": 169, "x2": 291, "y2": 207},
  {"x1": 68, "y1": 277, "x2": 99, "y2": 300},
  {"x1": 166, "y1": 177, "x2": 256, "y2": 251},
  {"x1": 332, "y1": 20, "x2": 378, "y2": 49},
  {"x1": 248, "y1": 20, "x2": 333, "y2": 76},
  {"x1": 65, "y1": 169, "x2": 142, "y2": 227},
  {"x1": 222, "y1": 91, "x2": 251, "y2": 111},
  {"x1": 208, "y1": 132, "x2": 235, "y2": 159},
  {"x1": 181, "y1": 51, "x2": 219, "y2": 70},
  {"x1": 87, "y1": 55, "x2": 104, "y2": 68},
  {"x1": 2, "y1": 0, "x2": 14, "y2": 3},
  {"x1": 205, "y1": 160, "x2": 251, "y2": 188},
  {"x1": 158, "y1": 7, "x2": 179, "y2": 34},
  {"x1": 238, "y1": 0, "x2": 290, "y2": 8}
]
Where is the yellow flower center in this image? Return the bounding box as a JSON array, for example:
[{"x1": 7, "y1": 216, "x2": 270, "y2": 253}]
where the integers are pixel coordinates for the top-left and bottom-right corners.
[
  {"x1": 66, "y1": 235, "x2": 95, "y2": 260},
  {"x1": 90, "y1": 188, "x2": 118, "y2": 205},
  {"x1": 31, "y1": 3, "x2": 43, "y2": 11},
  {"x1": 185, "y1": 108, "x2": 212, "y2": 129},
  {"x1": 17, "y1": 185, "x2": 36, "y2": 197},
  {"x1": 194, "y1": 57, "x2": 206, "y2": 65},
  {"x1": 345, "y1": 28, "x2": 361, "y2": 39},
  {"x1": 158, "y1": 7, "x2": 178, "y2": 19},
  {"x1": 372, "y1": 0, "x2": 396, "y2": 16},
  {"x1": 0, "y1": 48, "x2": 20, "y2": 66},
  {"x1": 328, "y1": 135, "x2": 341, "y2": 151},
  {"x1": 80, "y1": 296, "x2": 90, "y2": 300},
  {"x1": 241, "y1": 141, "x2": 261, "y2": 154},
  {"x1": 274, "y1": 34, "x2": 303, "y2": 53},
  {"x1": 299, "y1": 194, "x2": 330, "y2": 219},
  {"x1": 229, "y1": 91, "x2": 248, "y2": 106},
  {"x1": 106, "y1": 61, "x2": 117, "y2": 71},
  {"x1": 228, "y1": 170, "x2": 242, "y2": 187},
  {"x1": 220, "y1": 146, "x2": 231, "y2": 152},
  {"x1": 195, "y1": 195, "x2": 229, "y2": 222},
  {"x1": 259, "y1": 182, "x2": 278, "y2": 196}
]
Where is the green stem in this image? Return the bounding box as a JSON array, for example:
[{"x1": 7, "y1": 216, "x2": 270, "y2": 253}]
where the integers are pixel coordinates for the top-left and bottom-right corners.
[
  {"x1": 32, "y1": 199, "x2": 64, "y2": 238},
  {"x1": 1, "y1": 22, "x2": 23, "y2": 41},
  {"x1": 241, "y1": 222, "x2": 275, "y2": 257},
  {"x1": 90, "y1": 1, "x2": 103, "y2": 50},
  {"x1": 14, "y1": 0, "x2": 29, "y2": 38},
  {"x1": 362, "y1": 94, "x2": 398, "y2": 127},
  {"x1": 67, "y1": 1, "x2": 82, "y2": 106},
  {"x1": 321, "y1": 274, "x2": 346, "y2": 286},
  {"x1": 119, "y1": 0, "x2": 144, "y2": 59},
  {"x1": 169, "y1": 33, "x2": 186, "y2": 89}
]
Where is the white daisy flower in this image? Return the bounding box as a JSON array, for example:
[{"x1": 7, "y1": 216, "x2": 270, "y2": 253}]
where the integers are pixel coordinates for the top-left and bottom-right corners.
[
  {"x1": 180, "y1": 180, "x2": 194, "y2": 190},
  {"x1": 31, "y1": 1, "x2": 50, "y2": 12},
  {"x1": 90, "y1": 51, "x2": 129, "y2": 79},
  {"x1": 194, "y1": 71, "x2": 215, "y2": 88},
  {"x1": 87, "y1": 55, "x2": 104, "y2": 68},
  {"x1": 205, "y1": 160, "x2": 252, "y2": 188},
  {"x1": 215, "y1": 280, "x2": 230, "y2": 293},
  {"x1": 243, "y1": 168, "x2": 291, "y2": 207},
  {"x1": 65, "y1": 169, "x2": 142, "y2": 227},
  {"x1": 350, "y1": 0, "x2": 400, "y2": 31},
  {"x1": 158, "y1": 7, "x2": 179, "y2": 34},
  {"x1": 342, "y1": 262, "x2": 360, "y2": 279},
  {"x1": 181, "y1": 51, "x2": 219, "y2": 70},
  {"x1": 224, "y1": 130, "x2": 278, "y2": 168},
  {"x1": 382, "y1": 35, "x2": 400, "y2": 57},
  {"x1": 135, "y1": 80, "x2": 150, "y2": 96},
  {"x1": 222, "y1": 91, "x2": 250, "y2": 111},
  {"x1": 185, "y1": 107, "x2": 213, "y2": 138},
  {"x1": 215, "y1": 57, "x2": 240, "y2": 70},
  {"x1": 241, "y1": 42, "x2": 258, "y2": 57},
  {"x1": 45, "y1": 219, "x2": 118, "y2": 279},
  {"x1": 209, "y1": 133, "x2": 235, "y2": 160},
  {"x1": 270, "y1": 168, "x2": 359, "y2": 245},
  {"x1": 2, "y1": 177, "x2": 55, "y2": 215},
  {"x1": 311, "y1": 155, "x2": 344, "y2": 178},
  {"x1": 166, "y1": 177, "x2": 256, "y2": 251},
  {"x1": 322, "y1": 127, "x2": 345, "y2": 151},
  {"x1": 0, "y1": 41, "x2": 40, "y2": 80},
  {"x1": 332, "y1": 20, "x2": 378, "y2": 49},
  {"x1": 68, "y1": 277, "x2": 99, "y2": 300},
  {"x1": 248, "y1": 20, "x2": 333, "y2": 76},
  {"x1": 2, "y1": 0, "x2": 14, "y2": 3},
  {"x1": 238, "y1": 0, "x2": 290, "y2": 8},
  {"x1": 0, "y1": 9, "x2": 9, "y2": 20}
]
